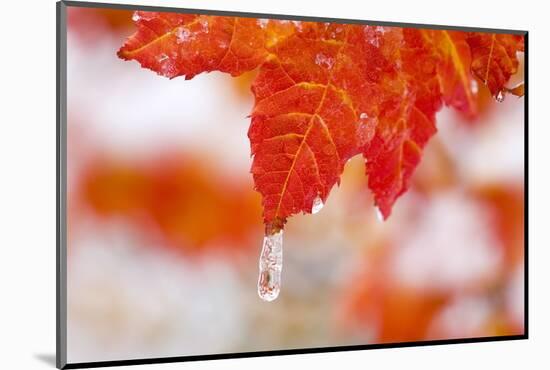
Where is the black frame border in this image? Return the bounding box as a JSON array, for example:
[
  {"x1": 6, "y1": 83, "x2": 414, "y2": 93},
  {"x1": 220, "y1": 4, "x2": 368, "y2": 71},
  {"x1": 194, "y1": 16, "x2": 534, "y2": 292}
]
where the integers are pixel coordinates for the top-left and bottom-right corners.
[{"x1": 56, "y1": 1, "x2": 529, "y2": 369}]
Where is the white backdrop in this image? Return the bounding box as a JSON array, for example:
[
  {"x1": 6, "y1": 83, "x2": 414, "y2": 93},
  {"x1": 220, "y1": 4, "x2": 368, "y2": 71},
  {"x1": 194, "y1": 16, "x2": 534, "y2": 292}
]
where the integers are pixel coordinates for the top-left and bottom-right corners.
[{"x1": 0, "y1": 0, "x2": 546, "y2": 369}]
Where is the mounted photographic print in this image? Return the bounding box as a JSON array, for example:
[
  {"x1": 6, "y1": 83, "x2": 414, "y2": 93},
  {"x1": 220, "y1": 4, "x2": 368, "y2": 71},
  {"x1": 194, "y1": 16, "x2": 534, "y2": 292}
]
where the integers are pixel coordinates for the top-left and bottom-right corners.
[{"x1": 56, "y1": 1, "x2": 528, "y2": 368}]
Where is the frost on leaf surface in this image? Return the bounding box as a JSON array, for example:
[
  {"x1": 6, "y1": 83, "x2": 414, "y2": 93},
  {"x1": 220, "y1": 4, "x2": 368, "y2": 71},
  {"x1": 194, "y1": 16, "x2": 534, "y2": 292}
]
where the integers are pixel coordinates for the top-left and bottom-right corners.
[{"x1": 118, "y1": 12, "x2": 524, "y2": 233}]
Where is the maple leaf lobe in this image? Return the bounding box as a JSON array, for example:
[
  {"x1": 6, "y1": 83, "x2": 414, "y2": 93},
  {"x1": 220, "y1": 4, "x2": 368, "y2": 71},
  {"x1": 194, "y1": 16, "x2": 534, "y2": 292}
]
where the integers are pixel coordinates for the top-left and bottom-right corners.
[
  {"x1": 118, "y1": 12, "x2": 268, "y2": 79},
  {"x1": 118, "y1": 15, "x2": 525, "y2": 231},
  {"x1": 466, "y1": 33, "x2": 524, "y2": 97}
]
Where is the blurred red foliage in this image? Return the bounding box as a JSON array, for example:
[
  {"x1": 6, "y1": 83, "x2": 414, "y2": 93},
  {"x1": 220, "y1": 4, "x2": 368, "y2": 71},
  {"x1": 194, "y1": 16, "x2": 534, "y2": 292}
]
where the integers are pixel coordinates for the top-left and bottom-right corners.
[
  {"x1": 68, "y1": 7, "x2": 135, "y2": 41},
  {"x1": 77, "y1": 153, "x2": 262, "y2": 255},
  {"x1": 338, "y1": 181, "x2": 524, "y2": 343},
  {"x1": 473, "y1": 184, "x2": 524, "y2": 271}
]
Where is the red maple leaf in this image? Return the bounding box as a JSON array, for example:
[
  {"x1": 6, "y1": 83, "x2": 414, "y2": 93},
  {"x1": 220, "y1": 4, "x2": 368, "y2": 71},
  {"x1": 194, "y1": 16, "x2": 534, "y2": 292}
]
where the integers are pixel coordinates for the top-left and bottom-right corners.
[
  {"x1": 118, "y1": 12, "x2": 524, "y2": 234},
  {"x1": 466, "y1": 32, "x2": 525, "y2": 97}
]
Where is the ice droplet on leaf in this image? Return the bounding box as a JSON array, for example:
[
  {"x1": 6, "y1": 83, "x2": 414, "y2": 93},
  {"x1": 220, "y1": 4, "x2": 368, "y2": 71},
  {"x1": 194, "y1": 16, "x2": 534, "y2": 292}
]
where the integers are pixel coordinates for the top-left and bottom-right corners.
[
  {"x1": 375, "y1": 26, "x2": 388, "y2": 34},
  {"x1": 471, "y1": 79, "x2": 478, "y2": 94},
  {"x1": 369, "y1": 35, "x2": 380, "y2": 48},
  {"x1": 258, "y1": 230, "x2": 283, "y2": 302},
  {"x1": 199, "y1": 18, "x2": 209, "y2": 33},
  {"x1": 311, "y1": 195, "x2": 324, "y2": 214},
  {"x1": 496, "y1": 90, "x2": 505, "y2": 102},
  {"x1": 357, "y1": 112, "x2": 376, "y2": 148},
  {"x1": 257, "y1": 19, "x2": 269, "y2": 29},
  {"x1": 291, "y1": 20, "x2": 303, "y2": 31},
  {"x1": 132, "y1": 13, "x2": 140, "y2": 22},
  {"x1": 156, "y1": 53, "x2": 169, "y2": 63},
  {"x1": 176, "y1": 27, "x2": 192, "y2": 43},
  {"x1": 315, "y1": 53, "x2": 334, "y2": 69}
]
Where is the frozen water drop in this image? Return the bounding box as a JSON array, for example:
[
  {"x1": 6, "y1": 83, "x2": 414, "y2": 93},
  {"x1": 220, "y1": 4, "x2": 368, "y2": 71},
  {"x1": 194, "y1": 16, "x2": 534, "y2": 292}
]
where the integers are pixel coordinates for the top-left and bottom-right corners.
[
  {"x1": 375, "y1": 207, "x2": 385, "y2": 222},
  {"x1": 157, "y1": 53, "x2": 169, "y2": 63},
  {"x1": 375, "y1": 26, "x2": 387, "y2": 34},
  {"x1": 176, "y1": 27, "x2": 192, "y2": 43},
  {"x1": 257, "y1": 19, "x2": 269, "y2": 29},
  {"x1": 257, "y1": 230, "x2": 284, "y2": 302},
  {"x1": 132, "y1": 12, "x2": 141, "y2": 22},
  {"x1": 471, "y1": 79, "x2": 478, "y2": 94},
  {"x1": 155, "y1": 54, "x2": 177, "y2": 77},
  {"x1": 311, "y1": 195, "x2": 324, "y2": 214},
  {"x1": 357, "y1": 113, "x2": 376, "y2": 148},
  {"x1": 315, "y1": 53, "x2": 334, "y2": 69},
  {"x1": 291, "y1": 20, "x2": 303, "y2": 31},
  {"x1": 369, "y1": 38, "x2": 380, "y2": 47},
  {"x1": 199, "y1": 18, "x2": 209, "y2": 33},
  {"x1": 496, "y1": 90, "x2": 506, "y2": 102}
]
